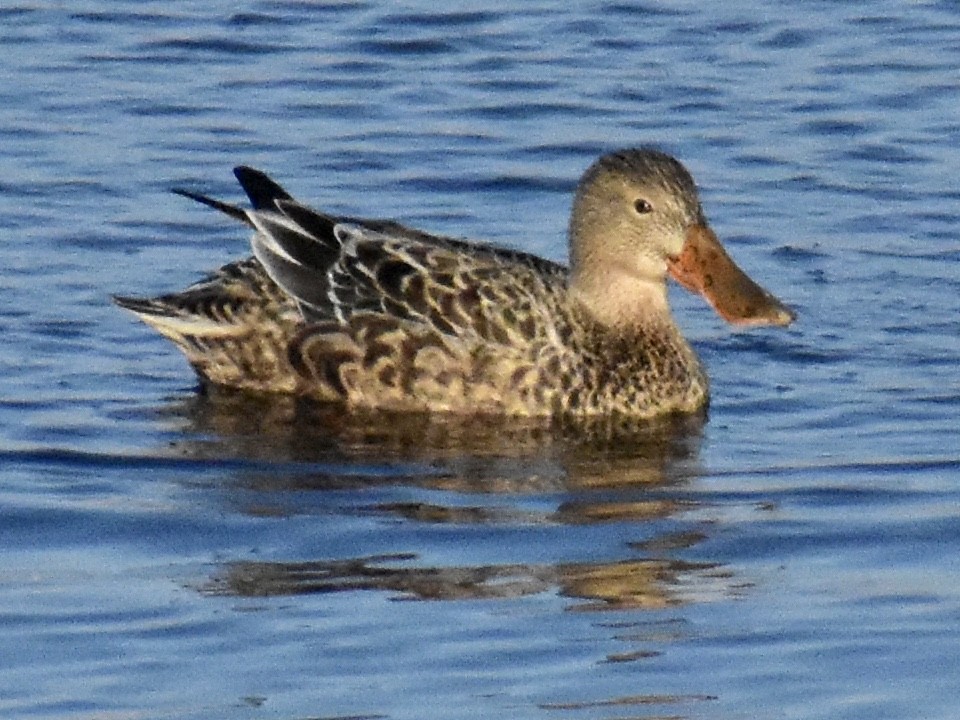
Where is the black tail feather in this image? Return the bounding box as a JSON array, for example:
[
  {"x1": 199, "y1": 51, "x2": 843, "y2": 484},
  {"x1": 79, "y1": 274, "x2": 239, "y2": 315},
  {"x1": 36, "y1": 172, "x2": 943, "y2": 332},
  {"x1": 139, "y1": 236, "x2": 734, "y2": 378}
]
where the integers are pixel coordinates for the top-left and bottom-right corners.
[
  {"x1": 172, "y1": 188, "x2": 252, "y2": 227},
  {"x1": 234, "y1": 166, "x2": 294, "y2": 210}
]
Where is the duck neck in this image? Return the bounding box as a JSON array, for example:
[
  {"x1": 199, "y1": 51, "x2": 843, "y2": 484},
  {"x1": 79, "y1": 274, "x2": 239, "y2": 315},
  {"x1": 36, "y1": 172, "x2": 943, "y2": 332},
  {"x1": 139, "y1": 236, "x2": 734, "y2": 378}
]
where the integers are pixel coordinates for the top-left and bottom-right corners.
[{"x1": 570, "y1": 264, "x2": 674, "y2": 332}]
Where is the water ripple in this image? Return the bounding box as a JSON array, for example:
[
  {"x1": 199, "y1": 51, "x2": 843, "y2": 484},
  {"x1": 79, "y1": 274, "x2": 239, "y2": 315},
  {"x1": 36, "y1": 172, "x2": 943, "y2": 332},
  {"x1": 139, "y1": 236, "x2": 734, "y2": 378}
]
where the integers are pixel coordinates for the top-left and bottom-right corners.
[{"x1": 4, "y1": 2, "x2": 960, "y2": 719}]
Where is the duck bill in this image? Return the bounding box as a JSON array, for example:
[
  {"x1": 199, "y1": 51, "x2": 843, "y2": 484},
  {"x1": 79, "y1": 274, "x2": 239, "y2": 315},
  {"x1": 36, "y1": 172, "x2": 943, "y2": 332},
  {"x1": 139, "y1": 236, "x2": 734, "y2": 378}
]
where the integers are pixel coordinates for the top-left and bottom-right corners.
[{"x1": 667, "y1": 224, "x2": 795, "y2": 327}]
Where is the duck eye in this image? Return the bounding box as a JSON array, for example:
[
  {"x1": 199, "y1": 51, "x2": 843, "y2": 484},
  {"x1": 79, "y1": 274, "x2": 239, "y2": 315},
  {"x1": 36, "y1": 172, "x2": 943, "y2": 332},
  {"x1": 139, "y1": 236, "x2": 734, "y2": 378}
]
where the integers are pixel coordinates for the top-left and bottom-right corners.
[{"x1": 633, "y1": 198, "x2": 652, "y2": 215}]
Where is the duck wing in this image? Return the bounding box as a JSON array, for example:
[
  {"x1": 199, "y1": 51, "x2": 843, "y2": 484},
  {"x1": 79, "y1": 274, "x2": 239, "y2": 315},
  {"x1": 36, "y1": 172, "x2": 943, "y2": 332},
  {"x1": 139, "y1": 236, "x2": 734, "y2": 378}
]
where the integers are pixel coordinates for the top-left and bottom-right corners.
[
  {"x1": 116, "y1": 167, "x2": 575, "y2": 409},
  {"x1": 234, "y1": 166, "x2": 568, "y2": 345}
]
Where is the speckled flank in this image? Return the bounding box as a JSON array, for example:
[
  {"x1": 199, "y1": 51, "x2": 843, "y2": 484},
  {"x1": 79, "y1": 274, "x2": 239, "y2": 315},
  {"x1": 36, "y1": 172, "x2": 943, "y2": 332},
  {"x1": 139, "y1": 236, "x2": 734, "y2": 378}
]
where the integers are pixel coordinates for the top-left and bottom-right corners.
[{"x1": 115, "y1": 149, "x2": 791, "y2": 419}]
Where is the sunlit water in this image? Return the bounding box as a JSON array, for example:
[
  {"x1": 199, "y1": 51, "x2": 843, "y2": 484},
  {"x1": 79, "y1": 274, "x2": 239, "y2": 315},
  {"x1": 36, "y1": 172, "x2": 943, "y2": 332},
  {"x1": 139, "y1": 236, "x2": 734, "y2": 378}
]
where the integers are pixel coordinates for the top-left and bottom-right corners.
[{"x1": 2, "y1": 2, "x2": 960, "y2": 719}]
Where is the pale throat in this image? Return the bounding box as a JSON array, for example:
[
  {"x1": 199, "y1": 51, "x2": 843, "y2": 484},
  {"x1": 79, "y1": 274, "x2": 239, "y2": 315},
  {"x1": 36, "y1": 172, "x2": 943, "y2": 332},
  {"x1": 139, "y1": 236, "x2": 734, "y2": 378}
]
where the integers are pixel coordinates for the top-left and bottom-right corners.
[{"x1": 570, "y1": 263, "x2": 673, "y2": 329}]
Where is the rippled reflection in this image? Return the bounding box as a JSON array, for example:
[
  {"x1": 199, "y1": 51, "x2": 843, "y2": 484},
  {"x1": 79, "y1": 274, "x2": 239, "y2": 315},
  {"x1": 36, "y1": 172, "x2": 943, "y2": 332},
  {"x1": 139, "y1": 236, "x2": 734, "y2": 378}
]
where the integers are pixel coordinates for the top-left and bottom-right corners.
[
  {"x1": 205, "y1": 554, "x2": 728, "y2": 611},
  {"x1": 162, "y1": 386, "x2": 708, "y2": 512},
  {"x1": 166, "y1": 385, "x2": 706, "y2": 474},
  {"x1": 539, "y1": 693, "x2": 717, "y2": 711},
  {"x1": 164, "y1": 389, "x2": 734, "y2": 619}
]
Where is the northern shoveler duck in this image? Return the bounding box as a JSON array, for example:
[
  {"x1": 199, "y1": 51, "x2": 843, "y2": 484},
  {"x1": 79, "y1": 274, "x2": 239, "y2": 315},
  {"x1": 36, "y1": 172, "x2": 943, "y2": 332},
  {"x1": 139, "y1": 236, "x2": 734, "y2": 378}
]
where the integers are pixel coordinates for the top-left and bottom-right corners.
[{"x1": 115, "y1": 148, "x2": 794, "y2": 418}]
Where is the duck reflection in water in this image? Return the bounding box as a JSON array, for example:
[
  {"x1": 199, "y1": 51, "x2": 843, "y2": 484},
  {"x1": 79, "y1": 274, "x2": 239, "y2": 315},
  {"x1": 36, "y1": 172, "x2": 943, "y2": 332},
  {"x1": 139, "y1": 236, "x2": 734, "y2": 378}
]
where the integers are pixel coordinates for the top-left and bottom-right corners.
[
  {"x1": 164, "y1": 388, "x2": 734, "y2": 613},
  {"x1": 204, "y1": 553, "x2": 727, "y2": 612}
]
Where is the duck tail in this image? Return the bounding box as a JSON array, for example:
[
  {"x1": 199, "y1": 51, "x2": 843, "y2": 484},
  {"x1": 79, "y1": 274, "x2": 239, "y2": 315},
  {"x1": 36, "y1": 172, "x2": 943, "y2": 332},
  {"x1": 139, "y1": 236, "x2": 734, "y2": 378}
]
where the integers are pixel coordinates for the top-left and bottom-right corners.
[
  {"x1": 171, "y1": 187, "x2": 253, "y2": 227},
  {"x1": 170, "y1": 166, "x2": 296, "y2": 225},
  {"x1": 233, "y1": 166, "x2": 294, "y2": 210}
]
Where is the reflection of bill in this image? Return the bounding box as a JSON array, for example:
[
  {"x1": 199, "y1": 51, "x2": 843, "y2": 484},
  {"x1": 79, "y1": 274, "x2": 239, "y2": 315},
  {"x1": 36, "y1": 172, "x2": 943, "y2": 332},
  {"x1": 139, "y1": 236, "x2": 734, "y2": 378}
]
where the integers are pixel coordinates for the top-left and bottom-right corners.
[{"x1": 204, "y1": 553, "x2": 728, "y2": 612}]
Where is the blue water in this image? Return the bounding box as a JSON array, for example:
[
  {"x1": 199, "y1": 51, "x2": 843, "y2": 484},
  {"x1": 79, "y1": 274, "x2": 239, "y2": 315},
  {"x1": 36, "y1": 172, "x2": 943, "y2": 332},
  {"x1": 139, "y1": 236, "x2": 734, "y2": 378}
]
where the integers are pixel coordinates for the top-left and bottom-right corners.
[{"x1": 2, "y1": 2, "x2": 960, "y2": 718}]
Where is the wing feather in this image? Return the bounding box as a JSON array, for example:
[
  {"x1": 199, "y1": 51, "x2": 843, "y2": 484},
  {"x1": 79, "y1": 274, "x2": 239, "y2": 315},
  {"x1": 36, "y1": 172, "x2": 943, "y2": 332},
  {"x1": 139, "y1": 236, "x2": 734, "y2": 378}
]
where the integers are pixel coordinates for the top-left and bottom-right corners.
[{"x1": 182, "y1": 166, "x2": 570, "y2": 344}]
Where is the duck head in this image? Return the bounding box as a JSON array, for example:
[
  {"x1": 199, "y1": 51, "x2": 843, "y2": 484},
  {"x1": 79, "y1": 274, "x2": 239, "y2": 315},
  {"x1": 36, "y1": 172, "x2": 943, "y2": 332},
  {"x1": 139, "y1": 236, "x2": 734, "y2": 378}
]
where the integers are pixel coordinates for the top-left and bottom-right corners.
[{"x1": 569, "y1": 148, "x2": 795, "y2": 328}]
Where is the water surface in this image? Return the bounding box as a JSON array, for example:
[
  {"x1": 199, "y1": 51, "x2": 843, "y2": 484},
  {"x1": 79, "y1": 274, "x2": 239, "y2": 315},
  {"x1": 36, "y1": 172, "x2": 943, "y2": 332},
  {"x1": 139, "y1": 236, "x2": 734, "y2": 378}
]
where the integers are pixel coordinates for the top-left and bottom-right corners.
[{"x1": 2, "y1": 2, "x2": 960, "y2": 719}]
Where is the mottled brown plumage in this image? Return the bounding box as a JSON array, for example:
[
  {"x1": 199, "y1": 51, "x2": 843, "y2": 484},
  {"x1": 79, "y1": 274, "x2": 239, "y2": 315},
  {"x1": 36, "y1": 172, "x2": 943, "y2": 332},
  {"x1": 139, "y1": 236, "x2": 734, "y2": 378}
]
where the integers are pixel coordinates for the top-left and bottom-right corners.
[{"x1": 115, "y1": 149, "x2": 794, "y2": 419}]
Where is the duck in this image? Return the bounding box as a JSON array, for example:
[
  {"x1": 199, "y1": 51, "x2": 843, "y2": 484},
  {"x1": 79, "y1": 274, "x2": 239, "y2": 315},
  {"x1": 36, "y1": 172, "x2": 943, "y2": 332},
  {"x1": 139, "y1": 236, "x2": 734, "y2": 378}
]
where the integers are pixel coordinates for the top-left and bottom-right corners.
[{"x1": 114, "y1": 148, "x2": 794, "y2": 419}]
